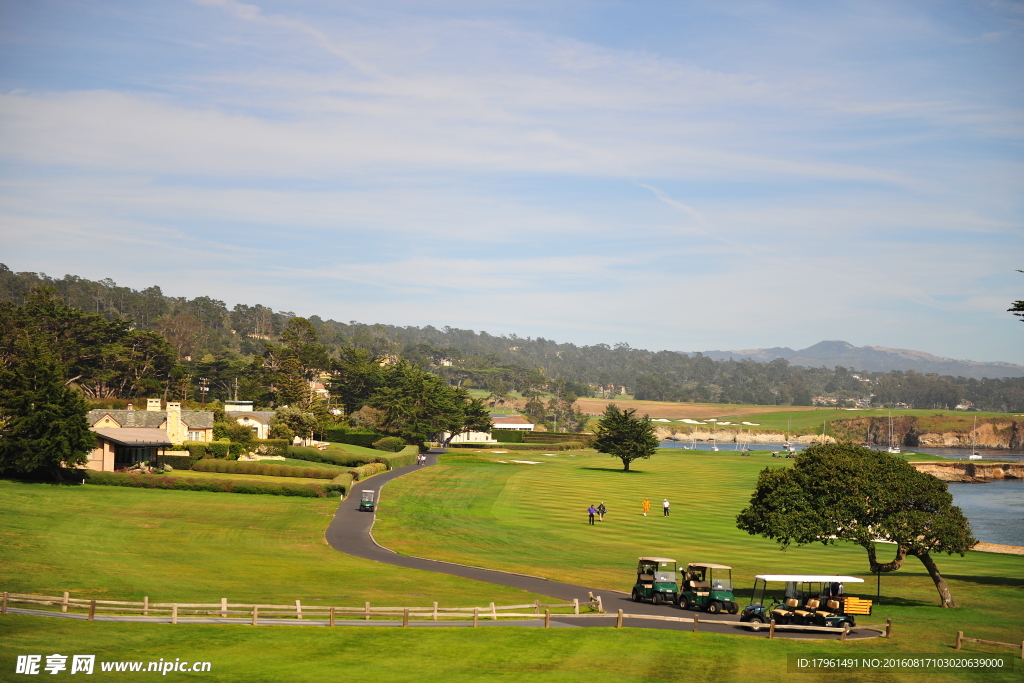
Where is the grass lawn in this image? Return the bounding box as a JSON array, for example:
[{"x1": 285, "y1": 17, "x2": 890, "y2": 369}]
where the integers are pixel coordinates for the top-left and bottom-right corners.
[
  {"x1": 3, "y1": 616, "x2": 1019, "y2": 683},
  {"x1": 324, "y1": 442, "x2": 396, "y2": 457},
  {"x1": 0, "y1": 479, "x2": 551, "y2": 609},
  {"x1": 372, "y1": 448, "x2": 1024, "y2": 677},
  {"x1": 280, "y1": 457, "x2": 344, "y2": 469}
]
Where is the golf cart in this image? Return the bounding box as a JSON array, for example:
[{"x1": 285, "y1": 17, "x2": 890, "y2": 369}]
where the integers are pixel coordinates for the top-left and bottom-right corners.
[
  {"x1": 678, "y1": 563, "x2": 737, "y2": 614},
  {"x1": 739, "y1": 575, "x2": 870, "y2": 630},
  {"x1": 631, "y1": 557, "x2": 679, "y2": 605},
  {"x1": 358, "y1": 490, "x2": 375, "y2": 512}
]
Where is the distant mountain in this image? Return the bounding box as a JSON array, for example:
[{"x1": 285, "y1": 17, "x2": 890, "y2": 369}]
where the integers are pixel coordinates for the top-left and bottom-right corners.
[{"x1": 696, "y1": 340, "x2": 1024, "y2": 380}]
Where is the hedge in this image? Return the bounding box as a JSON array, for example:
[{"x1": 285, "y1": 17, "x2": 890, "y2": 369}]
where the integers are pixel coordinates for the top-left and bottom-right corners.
[
  {"x1": 253, "y1": 439, "x2": 290, "y2": 457},
  {"x1": 491, "y1": 429, "x2": 525, "y2": 443},
  {"x1": 372, "y1": 436, "x2": 406, "y2": 452},
  {"x1": 348, "y1": 462, "x2": 388, "y2": 481},
  {"x1": 323, "y1": 428, "x2": 383, "y2": 448},
  {"x1": 81, "y1": 470, "x2": 334, "y2": 498},
  {"x1": 191, "y1": 460, "x2": 344, "y2": 479},
  {"x1": 155, "y1": 454, "x2": 192, "y2": 470},
  {"x1": 447, "y1": 442, "x2": 583, "y2": 451},
  {"x1": 384, "y1": 445, "x2": 419, "y2": 469},
  {"x1": 288, "y1": 447, "x2": 378, "y2": 468},
  {"x1": 330, "y1": 472, "x2": 354, "y2": 496}
]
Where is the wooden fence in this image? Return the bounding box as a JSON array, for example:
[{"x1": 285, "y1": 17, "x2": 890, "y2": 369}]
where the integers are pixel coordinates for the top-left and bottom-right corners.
[
  {"x1": 955, "y1": 631, "x2": 1024, "y2": 658},
  {"x1": 595, "y1": 610, "x2": 891, "y2": 640},
  {"x1": 0, "y1": 591, "x2": 601, "y2": 626}
]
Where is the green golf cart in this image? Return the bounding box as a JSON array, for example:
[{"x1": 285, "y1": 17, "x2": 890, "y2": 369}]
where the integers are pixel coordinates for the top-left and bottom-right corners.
[
  {"x1": 630, "y1": 557, "x2": 679, "y2": 605},
  {"x1": 358, "y1": 490, "x2": 375, "y2": 512},
  {"x1": 677, "y1": 563, "x2": 738, "y2": 614},
  {"x1": 739, "y1": 574, "x2": 867, "y2": 631}
]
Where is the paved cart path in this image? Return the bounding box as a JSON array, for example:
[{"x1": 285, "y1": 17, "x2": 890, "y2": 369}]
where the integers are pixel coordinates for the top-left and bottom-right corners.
[{"x1": 324, "y1": 451, "x2": 879, "y2": 640}]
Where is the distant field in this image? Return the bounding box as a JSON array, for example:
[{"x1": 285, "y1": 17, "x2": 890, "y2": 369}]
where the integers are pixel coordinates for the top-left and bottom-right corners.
[
  {"x1": 574, "y1": 398, "x2": 819, "y2": 420},
  {"x1": 719, "y1": 408, "x2": 1024, "y2": 433}
]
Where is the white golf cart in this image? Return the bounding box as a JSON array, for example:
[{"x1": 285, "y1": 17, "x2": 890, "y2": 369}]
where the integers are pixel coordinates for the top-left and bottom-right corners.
[{"x1": 739, "y1": 575, "x2": 871, "y2": 631}]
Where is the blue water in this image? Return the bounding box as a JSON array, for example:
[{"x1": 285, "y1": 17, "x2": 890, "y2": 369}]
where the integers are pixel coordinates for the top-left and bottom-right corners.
[{"x1": 947, "y1": 480, "x2": 1024, "y2": 547}]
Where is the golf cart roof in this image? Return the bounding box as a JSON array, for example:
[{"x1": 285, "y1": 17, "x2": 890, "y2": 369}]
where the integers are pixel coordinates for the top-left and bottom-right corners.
[
  {"x1": 638, "y1": 557, "x2": 677, "y2": 564},
  {"x1": 753, "y1": 575, "x2": 864, "y2": 583},
  {"x1": 687, "y1": 563, "x2": 732, "y2": 570}
]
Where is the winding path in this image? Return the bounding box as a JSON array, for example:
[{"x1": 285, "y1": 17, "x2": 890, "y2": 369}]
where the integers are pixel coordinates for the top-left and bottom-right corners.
[{"x1": 324, "y1": 451, "x2": 879, "y2": 640}]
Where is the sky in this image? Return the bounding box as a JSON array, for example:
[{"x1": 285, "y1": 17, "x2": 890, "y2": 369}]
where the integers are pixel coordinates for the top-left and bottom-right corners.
[{"x1": 1, "y1": 0, "x2": 1022, "y2": 363}]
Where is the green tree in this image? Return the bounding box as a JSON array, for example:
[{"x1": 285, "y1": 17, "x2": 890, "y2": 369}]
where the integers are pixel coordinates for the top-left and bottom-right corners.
[
  {"x1": 0, "y1": 336, "x2": 94, "y2": 480},
  {"x1": 1010, "y1": 269, "x2": 1023, "y2": 322},
  {"x1": 271, "y1": 407, "x2": 317, "y2": 442},
  {"x1": 593, "y1": 404, "x2": 659, "y2": 472},
  {"x1": 736, "y1": 443, "x2": 975, "y2": 608},
  {"x1": 328, "y1": 347, "x2": 388, "y2": 415}
]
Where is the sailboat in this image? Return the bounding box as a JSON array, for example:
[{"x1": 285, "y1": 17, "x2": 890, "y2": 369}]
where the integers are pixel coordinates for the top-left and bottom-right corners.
[
  {"x1": 740, "y1": 429, "x2": 752, "y2": 453},
  {"x1": 886, "y1": 412, "x2": 901, "y2": 454},
  {"x1": 969, "y1": 416, "x2": 983, "y2": 460},
  {"x1": 782, "y1": 417, "x2": 793, "y2": 451},
  {"x1": 710, "y1": 421, "x2": 719, "y2": 451}
]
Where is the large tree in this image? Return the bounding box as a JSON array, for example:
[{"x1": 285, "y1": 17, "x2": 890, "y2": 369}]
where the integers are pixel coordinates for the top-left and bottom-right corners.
[
  {"x1": 736, "y1": 443, "x2": 975, "y2": 607},
  {"x1": 0, "y1": 334, "x2": 94, "y2": 480},
  {"x1": 593, "y1": 404, "x2": 659, "y2": 472},
  {"x1": 1010, "y1": 269, "x2": 1023, "y2": 322}
]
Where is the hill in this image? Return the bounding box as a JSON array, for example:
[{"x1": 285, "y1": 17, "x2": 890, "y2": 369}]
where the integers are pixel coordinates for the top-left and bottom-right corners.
[{"x1": 698, "y1": 340, "x2": 1024, "y2": 380}]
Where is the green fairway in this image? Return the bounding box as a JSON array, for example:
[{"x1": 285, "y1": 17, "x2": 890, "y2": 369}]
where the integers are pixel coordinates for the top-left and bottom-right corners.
[
  {"x1": 0, "y1": 479, "x2": 551, "y2": 609},
  {"x1": 2, "y1": 615, "x2": 1018, "y2": 683},
  {"x1": 372, "y1": 449, "x2": 1024, "y2": 671},
  {"x1": 714, "y1": 408, "x2": 1023, "y2": 434}
]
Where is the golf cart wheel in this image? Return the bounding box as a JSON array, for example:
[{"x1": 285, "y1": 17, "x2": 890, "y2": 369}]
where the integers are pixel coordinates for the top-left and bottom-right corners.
[
  {"x1": 728, "y1": 604, "x2": 739, "y2": 615},
  {"x1": 676, "y1": 597, "x2": 689, "y2": 610},
  {"x1": 746, "y1": 616, "x2": 765, "y2": 632},
  {"x1": 653, "y1": 593, "x2": 664, "y2": 606},
  {"x1": 631, "y1": 588, "x2": 641, "y2": 602},
  {"x1": 706, "y1": 601, "x2": 721, "y2": 614}
]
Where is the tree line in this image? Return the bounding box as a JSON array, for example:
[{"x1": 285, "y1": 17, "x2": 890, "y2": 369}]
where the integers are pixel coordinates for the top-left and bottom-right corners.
[{"x1": 2, "y1": 264, "x2": 1023, "y2": 413}]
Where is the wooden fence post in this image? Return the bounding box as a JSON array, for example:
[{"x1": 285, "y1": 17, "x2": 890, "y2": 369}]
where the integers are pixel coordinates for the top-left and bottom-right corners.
[
  {"x1": 364, "y1": 602, "x2": 371, "y2": 621},
  {"x1": 535, "y1": 600, "x2": 541, "y2": 615},
  {"x1": 221, "y1": 598, "x2": 227, "y2": 619},
  {"x1": 88, "y1": 600, "x2": 96, "y2": 622},
  {"x1": 433, "y1": 601, "x2": 438, "y2": 621},
  {"x1": 143, "y1": 596, "x2": 149, "y2": 618},
  {"x1": 473, "y1": 608, "x2": 479, "y2": 628},
  {"x1": 329, "y1": 606, "x2": 335, "y2": 628},
  {"x1": 616, "y1": 609, "x2": 623, "y2": 628},
  {"x1": 544, "y1": 609, "x2": 550, "y2": 628},
  {"x1": 1, "y1": 592, "x2": 7, "y2": 615},
  {"x1": 490, "y1": 602, "x2": 497, "y2": 621},
  {"x1": 955, "y1": 631, "x2": 963, "y2": 650},
  {"x1": 596, "y1": 595, "x2": 604, "y2": 613},
  {"x1": 171, "y1": 604, "x2": 178, "y2": 625},
  {"x1": 885, "y1": 618, "x2": 892, "y2": 638},
  {"x1": 841, "y1": 623, "x2": 849, "y2": 642},
  {"x1": 768, "y1": 619, "x2": 775, "y2": 639},
  {"x1": 402, "y1": 609, "x2": 409, "y2": 628},
  {"x1": 251, "y1": 606, "x2": 258, "y2": 626},
  {"x1": 295, "y1": 599, "x2": 302, "y2": 620},
  {"x1": 692, "y1": 614, "x2": 699, "y2": 633},
  {"x1": 62, "y1": 592, "x2": 69, "y2": 614},
  {"x1": 573, "y1": 598, "x2": 579, "y2": 615}
]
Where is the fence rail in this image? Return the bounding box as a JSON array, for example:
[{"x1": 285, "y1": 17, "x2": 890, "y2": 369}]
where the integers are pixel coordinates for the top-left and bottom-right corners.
[
  {"x1": 0, "y1": 591, "x2": 600, "y2": 624},
  {"x1": 955, "y1": 631, "x2": 1024, "y2": 658}
]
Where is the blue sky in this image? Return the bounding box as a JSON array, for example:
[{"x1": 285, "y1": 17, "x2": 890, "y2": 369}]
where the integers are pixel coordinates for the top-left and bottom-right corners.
[{"x1": 1, "y1": 0, "x2": 1022, "y2": 363}]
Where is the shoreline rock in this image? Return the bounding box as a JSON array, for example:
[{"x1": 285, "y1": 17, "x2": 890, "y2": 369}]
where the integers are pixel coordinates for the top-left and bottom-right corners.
[{"x1": 908, "y1": 461, "x2": 1024, "y2": 483}]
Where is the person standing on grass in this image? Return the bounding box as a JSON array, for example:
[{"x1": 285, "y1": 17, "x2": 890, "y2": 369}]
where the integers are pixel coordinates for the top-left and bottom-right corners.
[
  {"x1": 642, "y1": 498, "x2": 650, "y2": 517},
  {"x1": 663, "y1": 498, "x2": 670, "y2": 517},
  {"x1": 597, "y1": 502, "x2": 607, "y2": 522},
  {"x1": 588, "y1": 504, "x2": 597, "y2": 525}
]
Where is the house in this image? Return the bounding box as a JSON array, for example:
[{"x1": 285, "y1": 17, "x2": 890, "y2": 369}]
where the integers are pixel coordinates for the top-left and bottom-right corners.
[
  {"x1": 224, "y1": 400, "x2": 276, "y2": 440},
  {"x1": 444, "y1": 414, "x2": 535, "y2": 444},
  {"x1": 86, "y1": 399, "x2": 214, "y2": 471}
]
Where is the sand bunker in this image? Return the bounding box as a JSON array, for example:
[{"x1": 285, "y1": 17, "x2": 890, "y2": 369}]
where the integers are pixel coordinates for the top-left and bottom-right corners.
[{"x1": 511, "y1": 460, "x2": 543, "y2": 464}]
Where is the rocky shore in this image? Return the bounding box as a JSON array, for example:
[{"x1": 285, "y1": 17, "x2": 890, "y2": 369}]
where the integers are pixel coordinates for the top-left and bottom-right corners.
[{"x1": 908, "y1": 461, "x2": 1024, "y2": 483}]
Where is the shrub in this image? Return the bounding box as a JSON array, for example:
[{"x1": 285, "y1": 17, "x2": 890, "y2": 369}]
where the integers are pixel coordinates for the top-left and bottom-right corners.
[
  {"x1": 348, "y1": 462, "x2": 388, "y2": 481},
  {"x1": 81, "y1": 470, "x2": 327, "y2": 497},
  {"x1": 491, "y1": 429, "x2": 525, "y2": 443},
  {"x1": 156, "y1": 454, "x2": 192, "y2": 470},
  {"x1": 287, "y1": 447, "x2": 376, "y2": 468},
  {"x1": 323, "y1": 428, "x2": 382, "y2": 448},
  {"x1": 327, "y1": 472, "x2": 354, "y2": 496},
  {"x1": 207, "y1": 442, "x2": 231, "y2": 459},
  {"x1": 190, "y1": 460, "x2": 343, "y2": 479},
  {"x1": 372, "y1": 436, "x2": 406, "y2": 452},
  {"x1": 380, "y1": 445, "x2": 419, "y2": 469},
  {"x1": 181, "y1": 442, "x2": 209, "y2": 463}
]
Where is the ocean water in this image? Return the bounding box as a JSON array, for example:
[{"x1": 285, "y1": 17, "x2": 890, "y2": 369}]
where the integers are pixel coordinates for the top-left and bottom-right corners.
[{"x1": 948, "y1": 480, "x2": 1024, "y2": 547}]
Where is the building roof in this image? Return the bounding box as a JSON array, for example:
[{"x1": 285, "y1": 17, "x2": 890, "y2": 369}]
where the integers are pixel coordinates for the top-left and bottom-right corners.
[
  {"x1": 753, "y1": 575, "x2": 864, "y2": 583},
  {"x1": 491, "y1": 415, "x2": 533, "y2": 426},
  {"x1": 87, "y1": 409, "x2": 214, "y2": 429},
  {"x1": 231, "y1": 411, "x2": 277, "y2": 422},
  {"x1": 92, "y1": 428, "x2": 172, "y2": 447}
]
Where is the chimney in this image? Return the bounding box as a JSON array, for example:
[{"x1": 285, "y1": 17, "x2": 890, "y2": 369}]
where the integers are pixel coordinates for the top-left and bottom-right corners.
[
  {"x1": 147, "y1": 398, "x2": 162, "y2": 412},
  {"x1": 165, "y1": 401, "x2": 185, "y2": 445},
  {"x1": 127, "y1": 403, "x2": 134, "y2": 411}
]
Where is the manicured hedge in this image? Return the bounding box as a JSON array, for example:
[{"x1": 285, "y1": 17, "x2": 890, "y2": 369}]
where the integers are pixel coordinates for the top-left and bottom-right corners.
[
  {"x1": 82, "y1": 471, "x2": 333, "y2": 498},
  {"x1": 156, "y1": 454, "x2": 192, "y2": 470},
  {"x1": 191, "y1": 460, "x2": 344, "y2": 479},
  {"x1": 288, "y1": 447, "x2": 377, "y2": 468},
  {"x1": 330, "y1": 472, "x2": 354, "y2": 496},
  {"x1": 348, "y1": 462, "x2": 388, "y2": 481},
  {"x1": 385, "y1": 445, "x2": 419, "y2": 469},
  {"x1": 323, "y1": 428, "x2": 383, "y2": 448},
  {"x1": 372, "y1": 436, "x2": 406, "y2": 452},
  {"x1": 491, "y1": 429, "x2": 525, "y2": 443},
  {"x1": 448, "y1": 442, "x2": 583, "y2": 451}
]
